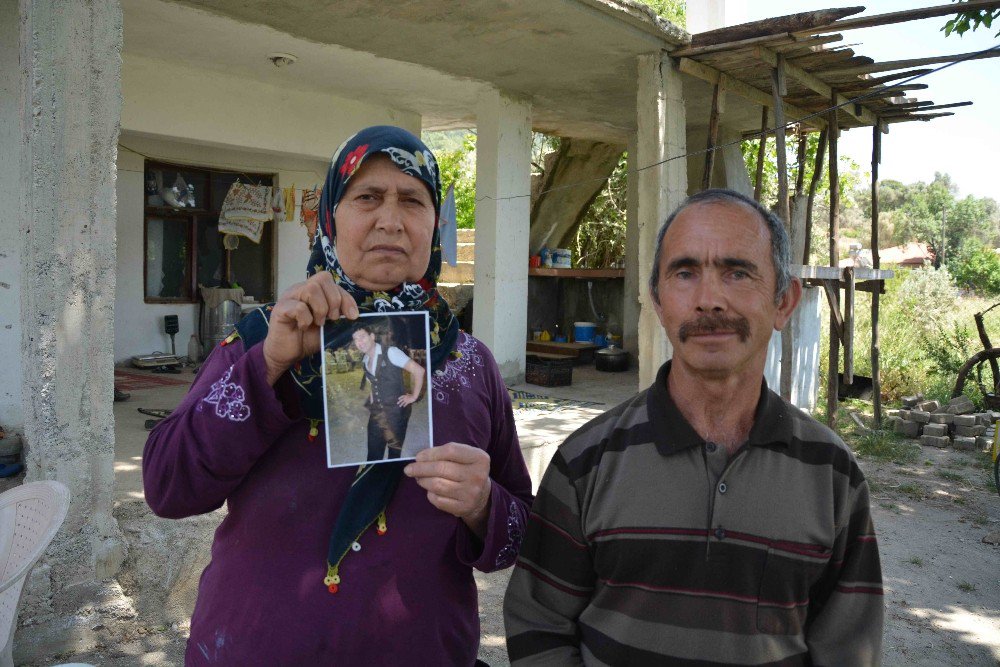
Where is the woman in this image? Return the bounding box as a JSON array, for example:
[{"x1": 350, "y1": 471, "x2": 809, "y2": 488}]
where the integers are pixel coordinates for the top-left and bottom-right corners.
[
  {"x1": 143, "y1": 126, "x2": 532, "y2": 665},
  {"x1": 351, "y1": 322, "x2": 424, "y2": 460}
]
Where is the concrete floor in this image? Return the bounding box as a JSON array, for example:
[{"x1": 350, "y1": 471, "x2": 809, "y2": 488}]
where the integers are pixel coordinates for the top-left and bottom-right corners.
[{"x1": 91, "y1": 359, "x2": 640, "y2": 667}]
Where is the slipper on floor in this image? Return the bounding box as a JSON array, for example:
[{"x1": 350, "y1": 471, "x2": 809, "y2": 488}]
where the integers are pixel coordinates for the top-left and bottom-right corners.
[{"x1": 0, "y1": 463, "x2": 24, "y2": 478}]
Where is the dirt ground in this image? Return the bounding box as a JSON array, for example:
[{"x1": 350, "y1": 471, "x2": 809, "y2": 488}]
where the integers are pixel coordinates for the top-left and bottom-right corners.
[{"x1": 20, "y1": 373, "x2": 1000, "y2": 666}]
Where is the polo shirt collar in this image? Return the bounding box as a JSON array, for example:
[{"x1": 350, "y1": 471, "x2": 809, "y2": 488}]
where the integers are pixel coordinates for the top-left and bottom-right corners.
[{"x1": 646, "y1": 360, "x2": 794, "y2": 457}]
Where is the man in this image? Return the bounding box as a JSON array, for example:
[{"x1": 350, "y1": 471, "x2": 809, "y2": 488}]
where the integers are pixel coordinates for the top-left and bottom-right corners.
[
  {"x1": 504, "y1": 189, "x2": 883, "y2": 665},
  {"x1": 352, "y1": 323, "x2": 424, "y2": 460}
]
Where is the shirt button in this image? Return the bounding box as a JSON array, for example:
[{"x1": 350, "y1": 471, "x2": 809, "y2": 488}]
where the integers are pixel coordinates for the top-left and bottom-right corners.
[
  {"x1": 351, "y1": 542, "x2": 362, "y2": 552},
  {"x1": 706, "y1": 442, "x2": 718, "y2": 453},
  {"x1": 718, "y1": 482, "x2": 728, "y2": 494},
  {"x1": 715, "y1": 527, "x2": 726, "y2": 540}
]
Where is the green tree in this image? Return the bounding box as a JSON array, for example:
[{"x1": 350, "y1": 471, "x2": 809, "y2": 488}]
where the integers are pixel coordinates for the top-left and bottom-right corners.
[
  {"x1": 950, "y1": 239, "x2": 1000, "y2": 294},
  {"x1": 433, "y1": 133, "x2": 477, "y2": 229},
  {"x1": 635, "y1": 0, "x2": 685, "y2": 26},
  {"x1": 943, "y1": 0, "x2": 1000, "y2": 37}
]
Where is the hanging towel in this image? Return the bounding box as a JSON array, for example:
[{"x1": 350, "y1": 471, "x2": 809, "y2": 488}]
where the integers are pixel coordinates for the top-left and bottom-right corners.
[
  {"x1": 283, "y1": 186, "x2": 296, "y2": 223},
  {"x1": 271, "y1": 186, "x2": 285, "y2": 223},
  {"x1": 219, "y1": 182, "x2": 272, "y2": 244},
  {"x1": 439, "y1": 182, "x2": 458, "y2": 267}
]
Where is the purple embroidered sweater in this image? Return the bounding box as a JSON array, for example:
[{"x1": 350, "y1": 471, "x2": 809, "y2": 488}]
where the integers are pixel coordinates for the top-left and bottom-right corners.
[{"x1": 143, "y1": 332, "x2": 533, "y2": 666}]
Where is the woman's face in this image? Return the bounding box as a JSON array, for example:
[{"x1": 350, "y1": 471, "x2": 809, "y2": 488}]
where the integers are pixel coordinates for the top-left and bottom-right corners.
[{"x1": 334, "y1": 155, "x2": 436, "y2": 291}]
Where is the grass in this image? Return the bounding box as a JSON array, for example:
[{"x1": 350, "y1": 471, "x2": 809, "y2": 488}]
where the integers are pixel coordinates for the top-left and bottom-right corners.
[
  {"x1": 897, "y1": 483, "x2": 925, "y2": 500},
  {"x1": 905, "y1": 556, "x2": 925, "y2": 567},
  {"x1": 848, "y1": 427, "x2": 921, "y2": 464},
  {"x1": 957, "y1": 581, "x2": 977, "y2": 592},
  {"x1": 937, "y1": 470, "x2": 966, "y2": 483}
]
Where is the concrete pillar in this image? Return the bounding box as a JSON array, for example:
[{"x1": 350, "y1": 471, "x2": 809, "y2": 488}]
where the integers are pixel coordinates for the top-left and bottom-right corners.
[
  {"x1": 635, "y1": 53, "x2": 687, "y2": 388},
  {"x1": 18, "y1": 0, "x2": 126, "y2": 656},
  {"x1": 686, "y1": 0, "x2": 748, "y2": 33},
  {"x1": 1, "y1": 1, "x2": 22, "y2": 434},
  {"x1": 473, "y1": 90, "x2": 532, "y2": 381},
  {"x1": 622, "y1": 138, "x2": 640, "y2": 359}
]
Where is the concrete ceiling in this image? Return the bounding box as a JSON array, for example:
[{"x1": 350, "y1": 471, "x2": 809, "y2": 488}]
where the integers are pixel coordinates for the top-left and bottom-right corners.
[{"x1": 123, "y1": 0, "x2": 691, "y2": 144}]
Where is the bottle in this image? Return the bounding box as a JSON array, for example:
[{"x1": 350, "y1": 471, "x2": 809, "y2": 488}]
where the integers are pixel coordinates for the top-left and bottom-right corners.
[{"x1": 187, "y1": 334, "x2": 201, "y2": 364}]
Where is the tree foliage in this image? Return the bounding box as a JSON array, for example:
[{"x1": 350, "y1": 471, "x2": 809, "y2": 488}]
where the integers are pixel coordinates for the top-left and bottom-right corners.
[
  {"x1": 950, "y1": 239, "x2": 1000, "y2": 295},
  {"x1": 942, "y1": 0, "x2": 1000, "y2": 37},
  {"x1": 433, "y1": 133, "x2": 477, "y2": 229}
]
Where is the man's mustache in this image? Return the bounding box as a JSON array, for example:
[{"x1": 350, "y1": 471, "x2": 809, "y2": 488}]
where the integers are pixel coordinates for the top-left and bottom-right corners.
[{"x1": 678, "y1": 314, "x2": 751, "y2": 342}]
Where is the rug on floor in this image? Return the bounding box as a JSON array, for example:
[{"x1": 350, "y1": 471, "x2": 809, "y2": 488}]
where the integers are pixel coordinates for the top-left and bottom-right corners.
[
  {"x1": 507, "y1": 389, "x2": 604, "y2": 412},
  {"x1": 114, "y1": 369, "x2": 191, "y2": 392}
]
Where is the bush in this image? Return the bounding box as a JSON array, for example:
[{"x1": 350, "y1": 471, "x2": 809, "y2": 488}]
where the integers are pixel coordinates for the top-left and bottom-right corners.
[{"x1": 949, "y1": 239, "x2": 1000, "y2": 295}]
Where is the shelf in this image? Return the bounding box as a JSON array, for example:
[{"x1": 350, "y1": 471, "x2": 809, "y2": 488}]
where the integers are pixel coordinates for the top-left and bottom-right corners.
[{"x1": 528, "y1": 268, "x2": 625, "y2": 279}]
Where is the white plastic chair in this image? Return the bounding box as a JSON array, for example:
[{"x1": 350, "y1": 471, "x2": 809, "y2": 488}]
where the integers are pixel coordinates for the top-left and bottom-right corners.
[{"x1": 0, "y1": 481, "x2": 70, "y2": 667}]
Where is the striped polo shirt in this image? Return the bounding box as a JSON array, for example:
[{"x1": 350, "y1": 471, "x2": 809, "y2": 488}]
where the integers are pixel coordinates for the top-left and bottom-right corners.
[{"x1": 504, "y1": 361, "x2": 883, "y2": 666}]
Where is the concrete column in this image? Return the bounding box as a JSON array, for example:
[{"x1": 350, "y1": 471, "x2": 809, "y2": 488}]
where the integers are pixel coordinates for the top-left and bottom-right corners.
[
  {"x1": 622, "y1": 137, "x2": 640, "y2": 358},
  {"x1": 473, "y1": 90, "x2": 531, "y2": 381},
  {"x1": 18, "y1": 0, "x2": 126, "y2": 655},
  {"x1": 635, "y1": 53, "x2": 687, "y2": 388},
  {"x1": 1, "y1": 1, "x2": 22, "y2": 434}
]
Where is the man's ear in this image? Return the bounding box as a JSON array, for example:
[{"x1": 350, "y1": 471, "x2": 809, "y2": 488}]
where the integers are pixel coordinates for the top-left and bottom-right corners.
[{"x1": 774, "y1": 277, "x2": 802, "y2": 331}]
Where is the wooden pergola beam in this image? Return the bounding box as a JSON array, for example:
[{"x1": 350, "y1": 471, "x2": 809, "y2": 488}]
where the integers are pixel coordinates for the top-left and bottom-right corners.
[
  {"x1": 673, "y1": 34, "x2": 843, "y2": 59},
  {"x1": 675, "y1": 57, "x2": 827, "y2": 129},
  {"x1": 822, "y1": 48, "x2": 1000, "y2": 78},
  {"x1": 838, "y1": 83, "x2": 928, "y2": 98},
  {"x1": 884, "y1": 112, "x2": 955, "y2": 123},
  {"x1": 796, "y1": 0, "x2": 1000, "y2": 35},
  {"x1": 754, "y1": 44, "x2": 878, "y2": 126},
  {"x1": 879, "y1": 101, "x2": 972, "y2": 115}
]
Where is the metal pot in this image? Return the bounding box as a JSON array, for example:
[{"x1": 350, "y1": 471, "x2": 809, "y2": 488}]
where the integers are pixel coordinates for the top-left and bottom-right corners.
[{"x1": 595, "y1": 345, "x2": 629, "y2": 372}]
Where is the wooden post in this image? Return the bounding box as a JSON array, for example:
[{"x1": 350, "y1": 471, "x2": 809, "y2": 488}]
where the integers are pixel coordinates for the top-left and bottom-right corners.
[
  {"x1": 827, "y1": 97, "x2": 840, "y2": 428},
  {"x1": 795, "y1": 132, "x2": 808, "y2": 196},
  {"x1": 844, "y1": 266, "x2": 855, "y2": 384},
  {"x1": 702, "y1": 82, "x2": 722, "y2": 190},
  {"x1": 871, "y1": 122, "x2": 883, "y2": 425},
  {"x1": 753, "y1": 106, "x2": 768, "y2": 201},
  {"x1": 804, "y1": 129, "x2": 828, "y2": 264},
  {"x1": 772, "y1": 57, "x2": 793, "y2": 401}
]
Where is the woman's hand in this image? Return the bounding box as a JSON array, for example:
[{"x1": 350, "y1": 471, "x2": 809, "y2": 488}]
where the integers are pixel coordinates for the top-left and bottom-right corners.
[
  {"x1": 404, "y1": 443, "x2": 492, "y2": 538},
  {"x1": 262, "y1": 272, "x2": 360, "y2": 385},
  {"x1": 397, "y1": 393, "x2": 419, "y2": 407}
]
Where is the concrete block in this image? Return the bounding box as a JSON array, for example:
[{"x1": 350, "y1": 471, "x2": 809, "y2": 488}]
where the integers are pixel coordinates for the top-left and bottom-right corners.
[
  {"x1": 975, "y1": 413, "x2": 991, "y2": 426},
  {"x1": 917, "y1": 399, "x2": 940, "y2": 413},
  {"x1": 946, "y1": 395, "x2": 975, "y2": 414},
  {"x1": 921, "y1": 423, "x2": 948, "y2": 437},
  {"x1": 902, "y1": 395, "x2": 923, "y2": 408},
  {"x1": 929, "y1": 413, "x2": 954, "y2": 425},
  {"x1": 896, "y1": 409, "x2": 911, "y2": 420},
  {"x1": 894, "y1": 419, "x2": 920, "y2": 438},
  {"x1": 909, "y1": 410, "x2": 930, "y2": 424},
  {"x1": 953, "y1": 414, "x2": 977, "y2": 427},
  {"x1": 920, "y1": 434, "x2": 951, "y2": 448},
  {"x1": 955, "y1": 424, "x2": 986, "y2": 437},
  {"x1": 886, "y1": 409, "x2": 902, "y2": 418},
  {"x1": 953, "y1": 435, "x2": 977, "y2": 451},
  {"x1": 976, "y1": 436, "x2": 993, "y2": 452},
  {"x1": 988, "y1": 410, "x2": 1000, "y2": 422}
]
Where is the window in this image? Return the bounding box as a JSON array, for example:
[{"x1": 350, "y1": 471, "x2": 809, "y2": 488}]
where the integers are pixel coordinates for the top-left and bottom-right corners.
[{"x1": 143, "y1": 162, "x2": 275, "y2": 303}]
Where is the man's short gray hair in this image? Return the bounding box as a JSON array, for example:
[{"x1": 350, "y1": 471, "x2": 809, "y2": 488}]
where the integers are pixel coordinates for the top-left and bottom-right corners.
[{"x1": 648, "y1": 188, "x2": 792, "y2": 304}]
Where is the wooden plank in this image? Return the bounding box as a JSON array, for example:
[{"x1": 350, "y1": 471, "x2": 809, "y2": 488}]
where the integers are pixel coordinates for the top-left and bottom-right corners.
[
  {"x1": 827, "y1": 96, "x2": 841, "y2": 428},
  {"x1": 796, "y1": 0, "x2": 1000, "y2": 35},
  {"x1": 754, "y1": 44, "x2": 878, "y2": 125},
  {"x1": 754, "y1": 106, "x2": 768, "y2": 201},
  {"x1": 673, "y1": 33, "x2": 797, "y2": 58},
  {"x1": 838, "y1": 83, "x2": 928, "y2": 98},
  {"x1": 880, "y1": 101, "x2": 973, "y2": 115},
  {"x1": 702, "y1": 83, "x2": 722, "y2": 190},
  {"x1": 528, "y1": 267, "x2": 625, "y2": 278},
  {"x1": 795, "y1": 132, "x2": 808, "y2": 195},
  {"x1": 691, "y1": 7, "x2": 864, "y2": 47},
  {"x1": 675, "y1": 57, "x2": 826, "y2": 129},
  {"x1": 883, "y1": 112, "x2": 955, "y2": 124},
  {"x1": 772, "y1": 59, "x2": 790, "y2": 225},
  {"x1": 844, "y1": 266, "x2": 855, "y2": 384},
  {"x1": 871, "y1": 123, "x2": 882, "y2": 425},
  {"x1": 822, "y1": 281, "x2": 845, "y2": 343},
  {"x1": 822, "y1": 48, "x2": 1000, "y2": 77}
]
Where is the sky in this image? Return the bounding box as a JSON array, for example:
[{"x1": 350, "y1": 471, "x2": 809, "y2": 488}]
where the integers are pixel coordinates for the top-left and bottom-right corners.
[{"x1": 735, "y1": 0, "x2": 1000, "y2": 200}]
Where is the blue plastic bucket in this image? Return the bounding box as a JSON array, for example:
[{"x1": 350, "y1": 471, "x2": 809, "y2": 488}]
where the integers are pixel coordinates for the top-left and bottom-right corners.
[{"x1": 574, "y1": 322, "x2": 597, "y2": 343}]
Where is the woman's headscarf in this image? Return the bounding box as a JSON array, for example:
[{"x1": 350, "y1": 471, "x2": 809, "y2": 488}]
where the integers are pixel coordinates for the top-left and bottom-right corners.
[{"x1": 232, "y1": 125, "x2": 460, "y2": 595}]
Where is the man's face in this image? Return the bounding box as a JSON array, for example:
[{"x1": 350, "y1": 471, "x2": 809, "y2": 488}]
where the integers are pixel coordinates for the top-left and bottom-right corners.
[
  {"x1": 652, "y1": 201, "x2": 800, "y2": 380},
  {"x1": 352, "y1": 329, "x2": 376, "y2": 354}
]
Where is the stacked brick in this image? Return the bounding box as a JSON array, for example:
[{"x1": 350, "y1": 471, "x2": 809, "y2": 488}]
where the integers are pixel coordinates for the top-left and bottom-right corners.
[{"x1": 885, "y1": 394, "x2": 997, "y2": 452}]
